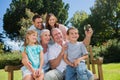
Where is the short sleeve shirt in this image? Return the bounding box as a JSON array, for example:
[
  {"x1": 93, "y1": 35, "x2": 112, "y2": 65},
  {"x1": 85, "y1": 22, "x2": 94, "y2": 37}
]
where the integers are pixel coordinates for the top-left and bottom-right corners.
[
  {"x1": 48, "y1": 43, "x2": 67, "y2": 72},
  {"x1": 66, "y1": 42, "x2": 88, "y2": 63},
  {"x1": 42, "y1": 44, "x2": 51, "y2": 72},
  {"x1": 20, "y1": 45, "x2": 43, "y2": 69}
]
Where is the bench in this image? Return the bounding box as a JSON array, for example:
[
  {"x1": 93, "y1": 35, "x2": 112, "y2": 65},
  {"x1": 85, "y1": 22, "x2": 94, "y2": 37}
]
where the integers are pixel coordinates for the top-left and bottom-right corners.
[
  {"x1": 86, "y1": 45, "x2": 104, "y2": 80},
  {"x1": 4, "y1": 45, "x2": 103, "y2": 80}
]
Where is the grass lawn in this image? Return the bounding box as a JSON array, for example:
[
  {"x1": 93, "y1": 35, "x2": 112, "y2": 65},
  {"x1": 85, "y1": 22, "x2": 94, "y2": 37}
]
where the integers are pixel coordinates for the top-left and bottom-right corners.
[
  {"x1": 102, "y1": 63, "x2": 120, "y2": 80},
  {"x1": 0, "y1": 63, "x2": 120, "y2": 80},
  {"x1": 0, "y1": 70, "x2": 22, "y2": 80}
]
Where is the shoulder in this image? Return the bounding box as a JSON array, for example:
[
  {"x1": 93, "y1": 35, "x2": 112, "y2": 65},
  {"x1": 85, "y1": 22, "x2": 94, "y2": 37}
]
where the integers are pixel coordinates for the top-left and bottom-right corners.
[
  {"x1": 77, "y1": 42, "x2": 86, "y2": 48},
  {"x1": 28, "y1": 25, "x2": 36, "y2": 30},
  {"x1": 77, "y1": 42, "x2": 84, "y2": 46},
  {"x1": 59, "y1": 24, "x2": 68, "y2": 31},
  {"x1": 20, "y1": 46, "x2": 25, "y2": 52},
  {"x1": 37, "y1": 45, "x2": 43, "y2": 48},
  {"x1": 60, "y1": 24, "x2": 68, "y2": 29},
  {"x1": 59, "y1": 24, "x2": 66, "y2": 28},
  {"x1": 49, "y1": 43, "x2": 59, "y2": 50},
  {"x1": 49, "y1": 43, "x2": 56, "y2": 49}
]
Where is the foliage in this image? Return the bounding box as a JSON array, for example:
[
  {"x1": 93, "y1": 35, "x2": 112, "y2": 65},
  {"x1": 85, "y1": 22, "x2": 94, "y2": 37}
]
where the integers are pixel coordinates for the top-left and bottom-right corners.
[
  {"x1": 3, "y1": 0, "x2": 69, "y2": 40},
  {"x1": 0, "y1": 43, "x2": 4, "y2": 54},
  {"x1": 0, "y1": 52, "x2": 22, "y2": 69},
  {"x1": 99, "y1": 39, "x2": 120, "y2": 63},
  {"x1": 88, "y1": 0, "x2": 120, "y2": 45},
  {"x1": 18, "y1": 8, "x2": 34, "y2": 39},
  {"x1": 38, "y1": 0, "x2": 69, "y2": 24},
  {"x1": 92, "y1": 39, "x2": 120, "y2": 63},
  {"x1": 70, "y1": 11, "x2": 89, "y2": 41}
]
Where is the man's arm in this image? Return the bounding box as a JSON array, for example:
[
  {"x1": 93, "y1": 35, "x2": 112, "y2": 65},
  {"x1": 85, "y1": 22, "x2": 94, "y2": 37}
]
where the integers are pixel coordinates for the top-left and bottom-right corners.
[{"x1": 49, "y1": 50, "x2": 64, "y2": 69}]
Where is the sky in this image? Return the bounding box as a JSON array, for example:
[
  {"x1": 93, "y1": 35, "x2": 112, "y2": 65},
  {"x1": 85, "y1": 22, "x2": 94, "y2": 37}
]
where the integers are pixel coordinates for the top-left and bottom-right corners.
[
  {"x1": 0, "y1": 0, "x2": 11, "y2": 32},
  {"x1": 63, "y1": 0, "x2": 95, "y2": 20},
  {"x1": 0, "y1": 0, "x2": 95, "y2": 33}
]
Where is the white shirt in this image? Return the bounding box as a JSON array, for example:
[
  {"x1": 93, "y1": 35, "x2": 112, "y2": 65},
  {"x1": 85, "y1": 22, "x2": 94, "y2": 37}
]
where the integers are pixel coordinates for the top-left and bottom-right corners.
[
  {"x1": 43, "y1": 45, "x2": 51, "y2": 72},
  {"x1": 48, "y1": 43, "x2": 67, "y2": 73}
]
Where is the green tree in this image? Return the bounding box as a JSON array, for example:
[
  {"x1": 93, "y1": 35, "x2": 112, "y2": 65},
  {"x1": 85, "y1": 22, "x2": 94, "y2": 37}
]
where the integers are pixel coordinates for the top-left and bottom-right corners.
[
  {"x1": 3, "y1": 0, "x2": 69, "y2": 40},
  {"x1": 28, "y1": 0, "x2": 69, "y2": 24},
  {"x1": 88, "y1": 0, "x2": 120, "y2": 45},
  {"x1": 0, "y1": 43, "x2": 4, "y2": 54},
  {"x1": 18, "y1": 8, "x2": 34, "y2": 39},
  {"x1": 3, "y1": 0, "x2": 29, "y2": 39},
  {"x1": 70, "y1": 11, "x2": 89, "y2": 41}
]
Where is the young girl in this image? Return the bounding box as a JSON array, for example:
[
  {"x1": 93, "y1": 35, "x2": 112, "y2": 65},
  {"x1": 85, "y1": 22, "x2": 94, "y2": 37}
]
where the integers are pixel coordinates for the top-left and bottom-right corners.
[
  {"x1": 64, "y1": 27, "x2": 93, "y2": 80},
  {"x1": 21, "y1": 30, "x2": 44, "y2": 80}
]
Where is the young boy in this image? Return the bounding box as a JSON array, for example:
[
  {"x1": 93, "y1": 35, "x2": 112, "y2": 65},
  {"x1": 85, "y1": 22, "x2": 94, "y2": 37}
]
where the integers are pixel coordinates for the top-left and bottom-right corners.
[{"x1": 64, "y1": 27, "x2": 93, "y2": 80}]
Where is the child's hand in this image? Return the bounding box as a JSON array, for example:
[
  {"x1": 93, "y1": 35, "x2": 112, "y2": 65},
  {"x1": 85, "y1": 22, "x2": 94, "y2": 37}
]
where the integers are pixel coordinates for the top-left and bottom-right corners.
[
  {"x1": 73, "y1": 59, "x2": 80, "y2": 67},
  {"x1": 35, "y1": 70, "x2": 40, "y2": 78},
  {"x1": 69, "y1": 62, "x2": 74, "y2": 67},
  {"x1": 85, "y1": 27, "x2": 93, "y2": 38},
  {"x1": 36, "y1": 69, "x2": 42, "y2": 77},
  {"x1": 32, "y1": 70, "x2": 37, "y2": 79}
]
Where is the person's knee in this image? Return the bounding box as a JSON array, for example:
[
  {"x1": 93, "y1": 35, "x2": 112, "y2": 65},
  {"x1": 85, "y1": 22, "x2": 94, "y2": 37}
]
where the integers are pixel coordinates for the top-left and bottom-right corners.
[
  {"x1": 77, "y1": 63, "x2": 87, "y2": 75},
  {"x1": 44, "y1": 70, "x2": 64, "y2": 80},
  {"x1": 44, "y1": 70, "x2": 57, "y2": 80},
  {"x1": 23, "y1": 75, "x2": 34, "y2": 80}
]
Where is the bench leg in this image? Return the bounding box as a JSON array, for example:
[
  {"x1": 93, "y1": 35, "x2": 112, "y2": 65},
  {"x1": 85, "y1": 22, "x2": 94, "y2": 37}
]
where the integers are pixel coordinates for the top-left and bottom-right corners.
[{"x1": 8, "y1": 71, "x2": 13, "y2": 80}]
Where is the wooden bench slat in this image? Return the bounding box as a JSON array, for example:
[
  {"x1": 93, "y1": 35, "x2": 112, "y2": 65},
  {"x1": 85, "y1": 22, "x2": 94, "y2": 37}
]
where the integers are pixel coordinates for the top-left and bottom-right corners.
[{"x1": 4, "y1": 65, "x2": 23, "y2": 72}]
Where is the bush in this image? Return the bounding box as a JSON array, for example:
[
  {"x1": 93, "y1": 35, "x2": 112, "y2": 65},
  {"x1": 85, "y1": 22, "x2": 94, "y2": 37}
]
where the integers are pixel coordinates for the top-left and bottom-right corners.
[
  {"x1": 99, "y1": 39, "x2": 120, "y2": 63},
  {"x1": 0, "y1": 52, "x2": 22, "y2": 69}
]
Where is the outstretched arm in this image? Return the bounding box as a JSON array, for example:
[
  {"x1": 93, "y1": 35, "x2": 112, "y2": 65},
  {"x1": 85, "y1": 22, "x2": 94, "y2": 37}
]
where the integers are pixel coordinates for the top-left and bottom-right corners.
[{"x1": 83, "y1": 28, "x2": 93, "y2": 46}]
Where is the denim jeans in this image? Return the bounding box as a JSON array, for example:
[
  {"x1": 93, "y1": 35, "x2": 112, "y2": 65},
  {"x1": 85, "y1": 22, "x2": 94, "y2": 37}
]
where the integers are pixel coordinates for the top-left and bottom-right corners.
[{"x1": 65, "y1": 61, "x2": 93, "y2": 80}]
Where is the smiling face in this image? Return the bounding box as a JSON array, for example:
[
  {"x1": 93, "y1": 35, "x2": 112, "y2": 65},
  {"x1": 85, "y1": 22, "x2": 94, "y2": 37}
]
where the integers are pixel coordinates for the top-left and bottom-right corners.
[
  {"x1": 48, "y1": 15, "x2": 57, "y2": 27},
  {"x1": 28, "y1": 32, "x2": 38, "y2": 45},
  {"x1": 51, "y1": 28, "x2": 64, "y2": 44},
  {"x1": 67, "y1": 28, "x2": 79, "y2": 43},
  {"x1": 24, "y1": 30, "x2": 38, "y2": 46},
  {"x1": 40, "y1": 30, "x2": 50, "y2": 44},
  {"x1": 46, "y1": 13, "x2": 58, "y2": 30},
  {"x1": 33, "y1": 18, "x2": 43, "y2": 30}
]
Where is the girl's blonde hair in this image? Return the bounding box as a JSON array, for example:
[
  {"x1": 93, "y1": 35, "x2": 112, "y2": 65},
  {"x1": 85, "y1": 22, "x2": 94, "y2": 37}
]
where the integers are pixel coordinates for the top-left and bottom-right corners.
[{"x1": 24, "y1": 30, "x2": 38, "y2": 47}]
